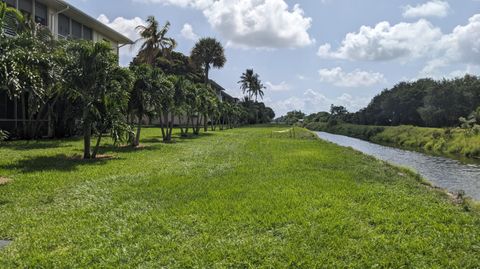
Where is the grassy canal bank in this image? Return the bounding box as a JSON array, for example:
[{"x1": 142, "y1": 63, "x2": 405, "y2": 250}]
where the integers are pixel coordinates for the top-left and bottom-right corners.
[
  {"x1": 306, "y1": 122, "x2": 480, "y2": 160},
  {"x1": 1, "y1": 127, "x2": 480, "y2": 267}
]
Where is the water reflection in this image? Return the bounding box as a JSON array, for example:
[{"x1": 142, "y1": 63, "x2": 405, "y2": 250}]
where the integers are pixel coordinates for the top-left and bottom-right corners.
[{"x1": 316, "y1": 132, "x2": 480, "y2": 200}]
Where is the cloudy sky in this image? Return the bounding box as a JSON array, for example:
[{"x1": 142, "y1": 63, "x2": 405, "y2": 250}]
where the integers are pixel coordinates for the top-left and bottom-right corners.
[{"x1": 68, "y1": 0, "x2": 480, "y2": 116}]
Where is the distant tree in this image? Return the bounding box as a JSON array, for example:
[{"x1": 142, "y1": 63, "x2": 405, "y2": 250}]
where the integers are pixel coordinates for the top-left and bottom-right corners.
[
  {"x1": 190, "y1": 37, "x2": 226, "y2": 84},
  {"x1": 239, "y1": 69, "x2": 255, "y2": 99},
  {"x1": 280, "y1": 110, "x2": 306, "y2": 125},
  {"x1": 349, "y1": 75, "x2": 480, "y2": 128},
  {"x1": 305, "y1": 112, "x2": 330, "y2": 123},
  {"x1": 135, "y1": 16, "x2": 176, "y2": 66},
  {"x1": 330, "y1": 105, "x2": 348, "y2": 117},
  {"x1": 239, "y1": 69, "x2": 265, "y2": 102}
]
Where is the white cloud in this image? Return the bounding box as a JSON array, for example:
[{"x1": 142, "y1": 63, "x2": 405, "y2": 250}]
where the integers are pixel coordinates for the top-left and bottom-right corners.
[
  {"x1": 439, "y1": 14, "x2": 480, "y2": 65},
  {"x1": 180, "y1": 23, "x2": 199, "y2": 40},
  {"x1": 97, "y1": 14, "x2": 146, "y2": 66},
  {"x1": 420, "y1": 14, "x2": 480, "y2": 76},
  {"x1": 317, "y1": 13, "x2": 480, "y2": 75},
  {"x1": 134, "y1": 0, "x2": 314, "y2": 49},
  {"x1": 133, "y1": 0, "x2": 213, "y2": 9},
  {"x1": 317, "y1": 19, "x2": 442, "y2": 61},
  {"x1": 447, "y1": 65, "x2": 480, "y2": 78},
  {"x1": 265, "y1": 81, "x2": 290, "y2": 92},
  {"x1": 318, "y1": 67, "x2": 386, "y2": 87},
  {"x1": 272, "y1": 89, "x2": 370, "y2": 116},
  {"x1": 97, "y1": 14, "x2": 145, "y2": 41},
  {"x1": 402, "y1": 0, "x2": 450, "y2": 18}
]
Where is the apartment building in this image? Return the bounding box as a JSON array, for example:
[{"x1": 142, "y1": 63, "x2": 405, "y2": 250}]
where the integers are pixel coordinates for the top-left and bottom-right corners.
[{"x1": 2, "y1": 0, "x2": 132, "y2": 53}]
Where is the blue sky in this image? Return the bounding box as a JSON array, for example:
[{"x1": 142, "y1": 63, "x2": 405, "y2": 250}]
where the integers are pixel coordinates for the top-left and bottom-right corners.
[{"x1": 68, "y1": 0, "x2": 480, "y2": 116}]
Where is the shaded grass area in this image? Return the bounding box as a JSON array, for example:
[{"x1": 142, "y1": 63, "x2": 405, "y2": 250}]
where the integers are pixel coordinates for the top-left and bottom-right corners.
[
  {"x1": 306, "y1": 122, "x2": 480, "y2": 160},
  {"x1": 0, "y1": 126, "x2": 480, "y2": 267}
]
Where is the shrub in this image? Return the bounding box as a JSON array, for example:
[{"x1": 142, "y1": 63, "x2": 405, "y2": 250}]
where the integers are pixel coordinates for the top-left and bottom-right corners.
[
  {"x1": 327, "y1": 118, "x2": 338, "y2": 127},
  {"x1": 432, "y1": 131, "x2": 442, "y2": 140},
  {"x1": 0, "y1": 130, "x2": 8, "y2": 141}
]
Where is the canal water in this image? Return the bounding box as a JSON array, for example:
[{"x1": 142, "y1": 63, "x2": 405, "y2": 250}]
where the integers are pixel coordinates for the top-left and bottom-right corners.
[{"x1": 316, "y1": 132, "x2": 480, "y2": 200}]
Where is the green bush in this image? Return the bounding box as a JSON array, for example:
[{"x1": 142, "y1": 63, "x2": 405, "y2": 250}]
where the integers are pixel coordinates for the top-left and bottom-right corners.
[{"x1": 0, "y1": 129, "x2": 8, "y2": 141}]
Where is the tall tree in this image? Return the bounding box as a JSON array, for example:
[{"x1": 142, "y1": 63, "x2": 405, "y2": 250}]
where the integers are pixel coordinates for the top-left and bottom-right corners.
[
  {"x1": 238, "y1": 69, "x2": 265, "y2": 102},
  {"x1": 135, "y1": 17, "x2": 177, "y2": 66},
  {"x1": 128, "y1": 64, "x2": 155, "y2": 146},
  {"x1": 149, "y1": 70, "x2": 175, "y2": 142},
  {"x1": 239, "y1": 69, "x2": 255, "y2": 99},
  {"x1": 190, "y1": 37, "x2": 226, "y2": 84},
  {"x1": 64, "y1": 41, "x2": 132, "y2": 159}
]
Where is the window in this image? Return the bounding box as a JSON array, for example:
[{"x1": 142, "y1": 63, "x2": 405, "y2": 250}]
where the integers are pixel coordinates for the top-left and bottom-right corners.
[
  {"x1": 83, "y1": 26, "x2": 92, "y2": 40},
  {"x1": 34, "y1": 1, "x2": 47, "y2": 26},
  {"x1": 58, "y1": 13, "x2": 69, "y2": 38},
  {"x1": 2, "y1": 0, "x2": 18, "y2": 36},
  {"x1": 18, "y1": 0, "x2": 32, "y2": 18},
  {"x1": 3, "y1": 0, "x2": 16, "y2": 7},
  {"x1": 71, "y1": 20, "x2": 82, "y2": 39}
]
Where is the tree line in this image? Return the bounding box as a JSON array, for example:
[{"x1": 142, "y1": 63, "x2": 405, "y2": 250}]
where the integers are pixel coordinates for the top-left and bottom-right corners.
[
  {"x1": 0, "y1": 6, "x2": 275, "y2": 158},
  {"x1": 279, "y1": 75, "x2": 480, "y2": 129}
]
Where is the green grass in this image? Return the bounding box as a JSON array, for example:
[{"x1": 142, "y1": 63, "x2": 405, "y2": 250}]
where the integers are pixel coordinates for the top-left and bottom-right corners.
[
  {"x1": 306, "y1": 122, "x2": 480, "y2": 160},
  {"x1": 0, "y1": 126, "x2": 479, "y2": 268}
]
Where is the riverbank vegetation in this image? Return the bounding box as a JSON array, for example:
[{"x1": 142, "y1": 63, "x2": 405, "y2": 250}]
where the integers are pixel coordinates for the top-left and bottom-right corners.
[
  {"x1": 306, "y1": 122, "x2": 480, "y2": 159},
  {"x1": 279, "y1": 75, "x2": 480, "y2": 160},
  {"x1": 348, "y1": 76, "x2": 480, "y2": 128},
  {"x1": 1, "y1": 126, "x2": 480, "y2": 267}
]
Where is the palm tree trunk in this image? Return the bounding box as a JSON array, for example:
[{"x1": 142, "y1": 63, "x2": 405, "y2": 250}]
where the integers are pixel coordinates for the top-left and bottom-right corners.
[
  {"x1": 21, "y1": 93, "x2": 28, "y2": 138},
  {"x1": 204, "y1": 64, "x2": 210, "y2": 84},
  {"x1": 163, "y1": 112, "x2": 170, "y2": 142},
  {"x1": 185, "y1": 114, "x2": 190, "y2": 134},
  {"x1": 169, "y1": 113, "x2": 175, "y2": 140},
  {"x1": 178, "y1": 115, "x2": 185, "y2": 136},
  {"x1": 159, "y1": 113, "x2": 166, "y2": 141},
  {"x1": 92, "y1": 132, "x2": 103, "y2": 159},
  {"x1": 203, "y1": 115, "x2": 208, "y2": 132},
  {"x1": 83, "y1": 123, "x2": 91, "y2": 159},
  {"x1": 133, "y1": 113, "x2": 142, "y2": 146}
]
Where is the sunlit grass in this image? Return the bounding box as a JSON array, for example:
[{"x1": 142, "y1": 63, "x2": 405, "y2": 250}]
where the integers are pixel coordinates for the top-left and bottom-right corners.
[{"x1": 0, "y1": 127, "x2": 479, "y2": 267}]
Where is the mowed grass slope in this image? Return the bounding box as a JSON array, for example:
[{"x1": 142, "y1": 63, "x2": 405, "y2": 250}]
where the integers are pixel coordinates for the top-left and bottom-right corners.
[{"x1": 0, "y1": 127, "x2": 479, "y2": 268}]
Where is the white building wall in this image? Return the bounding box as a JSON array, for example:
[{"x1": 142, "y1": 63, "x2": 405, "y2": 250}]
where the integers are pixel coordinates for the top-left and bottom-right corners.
[{"x1": 11, "y1": 0, "x2": 122, "y2": 55}]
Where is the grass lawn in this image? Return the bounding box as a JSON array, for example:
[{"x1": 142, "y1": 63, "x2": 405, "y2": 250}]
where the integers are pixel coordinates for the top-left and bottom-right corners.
[{"x1": 0, "y1": 126, "x2": 479, "y2": 268}]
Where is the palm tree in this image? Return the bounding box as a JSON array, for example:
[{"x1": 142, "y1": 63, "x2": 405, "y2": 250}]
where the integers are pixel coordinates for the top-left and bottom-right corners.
[
  {"x1": 128, "y1": 64, "x2": 155, "y2": 146},
  {"x1": 251, "y1": 76, "x2": 265, "y2": 102},
  {"x1": 239, "y1": 69, "x2": 255, "y2": 99},
  {"x1": 135, "y1": 16, "x2": 177, "y2": 66},
  {"x1": 238, "y1": 69, "x2": 265, "y2": 123},
  {"x1": 64, "y1": 41, "x2": 132, "y2": 159},
  {"x1": 238, "y1": 69, "x2": 265, "y2": 102},
  {"x1": 190, "y1": 37, "x2": 226, "y2": 84}
]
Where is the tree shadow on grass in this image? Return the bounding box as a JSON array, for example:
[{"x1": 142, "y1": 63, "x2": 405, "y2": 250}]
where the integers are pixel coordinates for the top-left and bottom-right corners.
[
  {"x1": 100, "y1": 144, "x2": 163, "y2": 153},
  {"x1": 141, "y1": 138, "x2": 164, "y2": 143},
  {"x1": 0, "y1": 154, "x2": 115, "y2": 173},
  {"x1": 0, "y1": 140, "x2": 74, "y2": 151}
]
